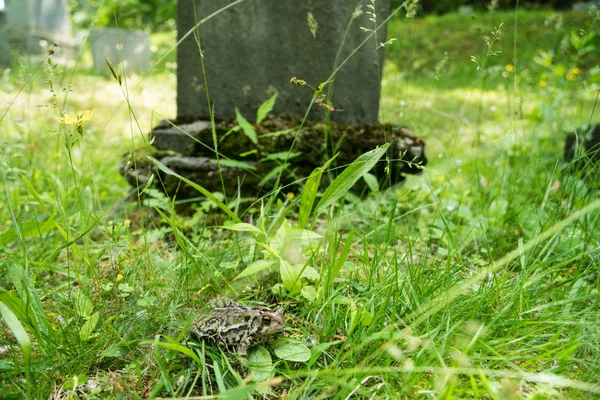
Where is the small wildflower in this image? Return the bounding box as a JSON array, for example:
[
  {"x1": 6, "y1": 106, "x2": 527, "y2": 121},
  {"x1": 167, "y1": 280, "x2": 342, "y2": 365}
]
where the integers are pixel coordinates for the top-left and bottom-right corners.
[
  {"x1": 570, "y1": 67, "x2": 580, "y2": 75},
  {"x1": 539, "y1": 80, "x2": 548, "y2": 87},
  {"x1": 123, "y1": 219, "x2": 131, "y2": 228},
  {"x1": 290, "y1": 77, "x2": 307, "y2": 86},
  {"x1": 116, "y1": 274, "x2": 124, "y2": 282},
  {"x1": 287, "y1": 192, "x2": 295, "y2": 200},
  {"x1": 55, "y1": 109, "x2": 96, "y2": 128},
  {"x1": 505, "y1": 64, "x2": 515, "y2": 73}
]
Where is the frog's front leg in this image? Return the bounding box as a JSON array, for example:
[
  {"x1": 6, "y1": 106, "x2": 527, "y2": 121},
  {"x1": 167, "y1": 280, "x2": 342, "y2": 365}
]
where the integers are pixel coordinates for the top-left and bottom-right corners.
[{"x1": 237, "y1": 335, "x2": 257, "y2": 356}]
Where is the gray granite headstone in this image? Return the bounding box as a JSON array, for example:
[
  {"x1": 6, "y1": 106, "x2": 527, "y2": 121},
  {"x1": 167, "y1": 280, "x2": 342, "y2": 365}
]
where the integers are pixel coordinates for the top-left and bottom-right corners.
[
  {"x1": 177, "y1": 0, "x2": 391, "y2": 124},
  {"x1": 4, "y1": 0, "x2": 75, "y2": 60},
  {"x1": 89, "y1": 28, "x2": 151, "y2": 76}
]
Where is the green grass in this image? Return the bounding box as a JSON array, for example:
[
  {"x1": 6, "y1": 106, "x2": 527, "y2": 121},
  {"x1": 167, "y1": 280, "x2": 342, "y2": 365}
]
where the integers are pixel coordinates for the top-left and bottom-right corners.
[{"x1": 1, "y1": 7, "x2": 600, "y2": 399}]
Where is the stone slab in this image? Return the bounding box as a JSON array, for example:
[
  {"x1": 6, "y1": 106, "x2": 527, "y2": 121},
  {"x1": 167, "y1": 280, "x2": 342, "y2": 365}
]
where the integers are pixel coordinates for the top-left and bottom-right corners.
[
  {"x1": 152, "y1": 119, "x2": 212, "y2": 155},
  {"x1": 177, "y1": 0, "x2": 390, "y2": 124}
]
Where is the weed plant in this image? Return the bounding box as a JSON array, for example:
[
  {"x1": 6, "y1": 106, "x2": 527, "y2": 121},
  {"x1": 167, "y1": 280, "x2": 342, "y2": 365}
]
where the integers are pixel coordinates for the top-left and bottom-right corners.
[{"x1": 0, "y1": 3, "x2": 599, "y2": 399}]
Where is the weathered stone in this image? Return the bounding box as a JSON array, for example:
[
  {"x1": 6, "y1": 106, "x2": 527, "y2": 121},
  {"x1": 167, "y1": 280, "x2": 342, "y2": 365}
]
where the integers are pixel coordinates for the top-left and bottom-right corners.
[
  {"x1": 151, "y1": 120, "x2": 212, "y2": 155},
  {"x1": 89, "y1": 28, "x2": 151, "y2": 76},
  {"x1": 564, "y1": 125, "x2": 600, "y2": 170},
  {"x1": 122, "y1": 115, "x2": 427, "y2": 198},
  {"x1": 176, "y1": 0, "x2": 390, "y2": 124}
]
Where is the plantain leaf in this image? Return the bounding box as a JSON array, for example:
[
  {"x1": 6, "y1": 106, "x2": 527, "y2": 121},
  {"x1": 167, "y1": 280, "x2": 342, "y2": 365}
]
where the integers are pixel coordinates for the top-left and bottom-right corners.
[
  {"x1": 272, "y1": 339, "x2": 311, "y2": 362},
  {"x1": 248, "y1": 345, "x2": 273, "y2": 382},
  {"x1": 298, "y1": 154, "x2": 338, "y2": 228},
  {"x1": 234, "y1": 260, "x2": 277, "y2": 280},
  {"x1": 222, "y1": 223, "x2": 263, "y2": 234},
  {"x1": 256, "y1": 93, "x2": 278, "y2": 124},
  {"x1": 235, "y1": 108, "x2": 258, "y2": 144}
]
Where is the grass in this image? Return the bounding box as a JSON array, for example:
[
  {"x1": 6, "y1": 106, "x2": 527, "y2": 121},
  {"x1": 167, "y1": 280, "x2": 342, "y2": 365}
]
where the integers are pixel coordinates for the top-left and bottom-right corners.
[{"x1": 1, "y1": 6, "x2": 600, "y2": 399}]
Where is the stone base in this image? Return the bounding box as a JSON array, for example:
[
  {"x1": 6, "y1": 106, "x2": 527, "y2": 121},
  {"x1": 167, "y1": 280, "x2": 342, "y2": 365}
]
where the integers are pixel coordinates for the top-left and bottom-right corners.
[
  {"x1": 564, "y1": 125, "x2": 600, "y2": 172},
  {"x1": 121, "y1": 115, "x2": 427, "y2": 198}
]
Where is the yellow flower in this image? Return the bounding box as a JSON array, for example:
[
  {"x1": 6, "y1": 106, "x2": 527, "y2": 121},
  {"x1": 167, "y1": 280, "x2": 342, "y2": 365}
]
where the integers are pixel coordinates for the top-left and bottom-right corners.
[
  {"x1": 505, "y1": 64, "x2": 515, "y2": 73},
  {"x1": 116, "y1": 274, "x2": 124, "y2": 282},
  {"x1": 570, "y1": 67, "x2": 580, "y2": 75},
  {"x1": 287, "y1": 192, "x2": 295, "y2": 200},
  {"x1": 55, "y1": 109, "x2": 96, "y2": 128},
  {"x1": 539, "y1": 80, "x2": 547, "y2": 87},
  {"x1": 123, "y1": 219, "x2": 131, "y2": 228}
]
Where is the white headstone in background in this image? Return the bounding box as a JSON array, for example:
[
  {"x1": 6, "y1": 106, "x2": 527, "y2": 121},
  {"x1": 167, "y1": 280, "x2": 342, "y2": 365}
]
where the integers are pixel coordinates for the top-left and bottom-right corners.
[
  {"x1": 89, "y1": 28, "x2": 151, "y2": 76},
  {"x1": 4, "y1": 0, "x2": 75, "y2": 60}
]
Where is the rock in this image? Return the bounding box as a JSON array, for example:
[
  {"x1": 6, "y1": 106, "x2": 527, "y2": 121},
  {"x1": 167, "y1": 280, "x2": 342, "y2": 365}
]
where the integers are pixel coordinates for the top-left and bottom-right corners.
[{"x1": 564, "y1": 125, "x2": 600, "y2": 170}]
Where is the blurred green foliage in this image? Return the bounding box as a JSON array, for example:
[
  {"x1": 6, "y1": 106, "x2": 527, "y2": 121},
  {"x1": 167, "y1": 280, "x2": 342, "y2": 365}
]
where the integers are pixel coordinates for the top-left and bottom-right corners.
[
  {"x1": 391, "y1": 0, "x2": 576, "y2": 15},
  {"x1": 70, "y1": 0, "x2": 176, "y2": 32}
]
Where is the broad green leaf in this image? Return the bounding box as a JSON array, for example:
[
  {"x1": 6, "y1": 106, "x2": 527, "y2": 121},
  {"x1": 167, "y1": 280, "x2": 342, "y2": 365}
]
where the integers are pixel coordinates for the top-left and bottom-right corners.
[
  {"x1": 280, "y1": 259, "x2": 302, "y2": 294},
  {"x1": 79, "y1": 312, "x2": 99, "y2": 340},
  {"x1": 0, "y1": 301, "x2": 31, "y2": 367},
  {"x1": 248, "y1": 345, "x2": 273, "y2": 382},
  {"x1": 300, "y1": 266, "x2": 319, "y2": 281},
  {"x1": 272, "y1": 339, "x2": 311, "y2": 362},
  {"x1": 260, "y1": 151, "x2": 302, "y2": 162},
  {"x1": 362, "y1": 172, "x2": 379, "y2": 193},
  {"x1": 222, "y1": 223, "x2": 263, "y2": 234},
  {"x1": 75, "y1": 292, "x2": 94, "y2": 318},
  {"x1": 234, "y1": 260, "x2": 277, "y2": 280},
  {"x1": 256, "y1": 93, "x2": 278, "y2": 124},
  {"x1": 315, "y1": 143, "x2": 389, "y2": 213},
  {"x1": 150, "y1": 157, "x2": 242, "y2": 223},
  {"x1": 235, "y1": 108, "x2": 258, "y2": 144},
  {"x1": 300, "y1": 286, "x2": 317, "y2": 303},
  {"x1": 298, "y1": 154, "x2": 338, "y2": 228},
  {"x1": 210, "y1": 158, "x2": 256, "y2": 170},
  {"x1": 286, "y1": 228, "x2": 322, "y2": 248}
]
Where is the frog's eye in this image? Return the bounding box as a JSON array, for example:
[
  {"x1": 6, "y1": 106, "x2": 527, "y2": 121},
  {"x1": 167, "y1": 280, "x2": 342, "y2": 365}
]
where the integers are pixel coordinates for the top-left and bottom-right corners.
[{"x1": 263, "y1": 316, "x2": 271, "y2": 323}]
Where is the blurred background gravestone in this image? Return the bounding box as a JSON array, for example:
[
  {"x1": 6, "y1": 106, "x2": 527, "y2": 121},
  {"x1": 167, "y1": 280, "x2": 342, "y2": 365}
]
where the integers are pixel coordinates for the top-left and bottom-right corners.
[
  {"x1": 89, "y1": 28, "x2": 151, "y2": 76},
  {"x1": 0, "y1": 2, "x2": 9, "y2": 67},
  {"x1": 176, "y1": 0, "x2": 390, "y2": 124},
  {"x1": 3, "y1": 0, "x2": 76, "y2": 62}
]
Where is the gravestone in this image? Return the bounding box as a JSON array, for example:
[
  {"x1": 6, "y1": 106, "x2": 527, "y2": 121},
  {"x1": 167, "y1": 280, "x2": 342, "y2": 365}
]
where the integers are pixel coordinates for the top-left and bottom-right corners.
[
  {"x1": 89, "y1": 28, "x2": 151, "y2": 76},
  {"x1": 3, "y1": 0, "x2": 76, "y2": 61},
  {"x1": 0, "y1": 8, "x2": 9, "y2": 67},
  {"x1": 176, "y1": 0, "x2": 390, "y2": 124},
  {"x1": 122, "y1": 0, "x2": 428, "y2": 198}
]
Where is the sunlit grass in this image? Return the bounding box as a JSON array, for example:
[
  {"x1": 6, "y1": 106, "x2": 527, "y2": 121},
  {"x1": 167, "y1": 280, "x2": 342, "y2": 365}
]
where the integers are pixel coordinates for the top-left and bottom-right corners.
[{"x1": 1, "y1": 7, "x2": 600, "y2": 399}]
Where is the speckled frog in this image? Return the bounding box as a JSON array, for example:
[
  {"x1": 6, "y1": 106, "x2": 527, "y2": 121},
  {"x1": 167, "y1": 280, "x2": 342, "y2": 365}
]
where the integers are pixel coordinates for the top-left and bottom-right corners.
[{"x1": 190, "y1": 299, "x2": 285, "y2": 355}]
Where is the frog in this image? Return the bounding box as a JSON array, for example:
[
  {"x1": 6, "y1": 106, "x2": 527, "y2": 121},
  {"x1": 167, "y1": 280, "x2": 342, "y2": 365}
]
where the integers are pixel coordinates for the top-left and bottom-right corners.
[{"x1": 190, "y1": 298, "x2": 285, "y2": 356}]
